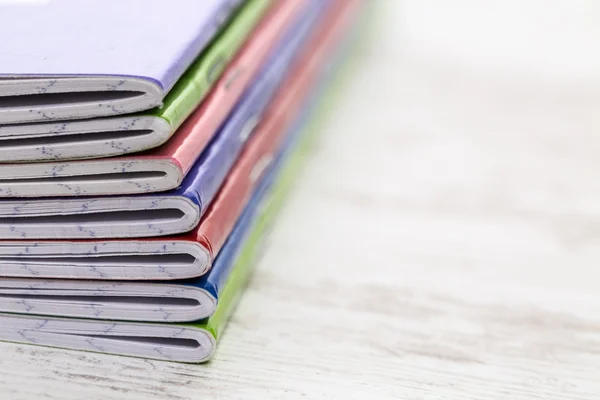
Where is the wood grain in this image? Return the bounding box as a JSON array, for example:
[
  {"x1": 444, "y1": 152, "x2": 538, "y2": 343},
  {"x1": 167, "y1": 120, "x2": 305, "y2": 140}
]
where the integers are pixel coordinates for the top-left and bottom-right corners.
[{"x1": 2, "y1": 1, "x2": 600, "y2": 398}]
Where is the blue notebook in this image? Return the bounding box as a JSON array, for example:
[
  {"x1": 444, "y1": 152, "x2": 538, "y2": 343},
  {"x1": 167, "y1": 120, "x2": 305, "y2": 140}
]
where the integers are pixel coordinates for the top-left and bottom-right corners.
[{"x1": 177, "y1": 1, "x2": 324, "y2": 213}]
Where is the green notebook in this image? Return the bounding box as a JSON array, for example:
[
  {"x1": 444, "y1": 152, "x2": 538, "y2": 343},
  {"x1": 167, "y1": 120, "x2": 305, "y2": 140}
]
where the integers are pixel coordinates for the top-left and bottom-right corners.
[{"x1": 154, "y1": 0, "x2": 271, "y2": 129}]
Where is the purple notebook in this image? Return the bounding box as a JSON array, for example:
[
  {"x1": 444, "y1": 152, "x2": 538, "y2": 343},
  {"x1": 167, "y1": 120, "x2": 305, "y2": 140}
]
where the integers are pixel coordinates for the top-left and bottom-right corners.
[{"x1": 0, "y1": 0, "x2": 243, "y2": 124}]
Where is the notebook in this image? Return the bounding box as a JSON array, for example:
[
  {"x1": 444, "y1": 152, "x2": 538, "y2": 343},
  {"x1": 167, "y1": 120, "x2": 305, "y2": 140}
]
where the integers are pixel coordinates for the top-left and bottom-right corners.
[
  {"x1": 0, "y1": 0, "x2": 365, "y2": 362},
  {"x1": 0, "y1": 0, "x2": 243, "y2": 124},
  {"x1": 0, "y1": 0, "x2": 355, "y2": 281},
  {"x1": 0, "y1": 0, "x2": 327, "y2": 198},
  {"x1": 0, "y1": 0, "x2": 280, "y2": 163}
]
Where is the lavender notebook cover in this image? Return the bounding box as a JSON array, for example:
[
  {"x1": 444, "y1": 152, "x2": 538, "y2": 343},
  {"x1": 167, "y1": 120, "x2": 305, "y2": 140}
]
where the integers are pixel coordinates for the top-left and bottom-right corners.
[{"x1": 0, "y1": 0, "x2": 243, "y2": 124}]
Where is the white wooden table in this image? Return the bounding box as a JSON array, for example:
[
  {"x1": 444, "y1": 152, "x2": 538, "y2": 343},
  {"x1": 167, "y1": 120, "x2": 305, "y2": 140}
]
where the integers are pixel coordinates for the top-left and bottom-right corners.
[{"x1": 2, "y1": 1, "x2": 600, "y2": 398}]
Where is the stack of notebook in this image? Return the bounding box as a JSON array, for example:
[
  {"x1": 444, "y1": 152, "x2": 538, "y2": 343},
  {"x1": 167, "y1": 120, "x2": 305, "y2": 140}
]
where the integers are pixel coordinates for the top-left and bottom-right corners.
[{"x1": 0, "y1": 0, "x2": 367, "y2": 363}]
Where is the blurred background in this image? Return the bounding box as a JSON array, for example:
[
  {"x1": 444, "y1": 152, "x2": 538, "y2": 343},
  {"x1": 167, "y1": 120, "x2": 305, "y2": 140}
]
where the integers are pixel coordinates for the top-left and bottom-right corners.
[
  {"x1": 294, "y1": 0, "x2": 600, "y2": 305},
  {"x1": 347, "y1": 0, "x2": 600, "y2": 234},
  {"x1": 385, "y1": 0, "x2": 600, "y2": 82},
  {"x1": 241, "y1": 3, "x2": 600, "y2": 395}
]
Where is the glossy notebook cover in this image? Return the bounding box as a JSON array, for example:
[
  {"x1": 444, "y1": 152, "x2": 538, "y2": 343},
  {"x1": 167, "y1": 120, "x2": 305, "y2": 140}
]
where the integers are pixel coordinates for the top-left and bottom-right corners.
[
  {"x1": 0, "y1": 0, "x2": 328, "y2": 198},
  {"x1": 0, "y1": 0, "x2": 244, "y2": 124},
  {"x1": 171, "y1": 1, "x2": 325, "y2": 213},
  {"x1": 0, "y1": 0, "x2": 370, "y2": 362}
]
